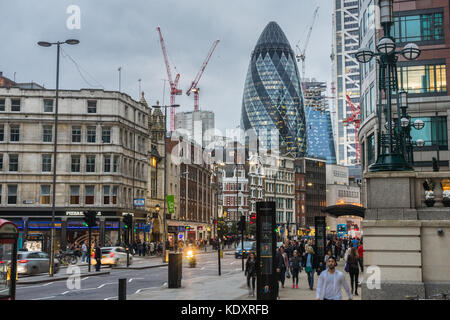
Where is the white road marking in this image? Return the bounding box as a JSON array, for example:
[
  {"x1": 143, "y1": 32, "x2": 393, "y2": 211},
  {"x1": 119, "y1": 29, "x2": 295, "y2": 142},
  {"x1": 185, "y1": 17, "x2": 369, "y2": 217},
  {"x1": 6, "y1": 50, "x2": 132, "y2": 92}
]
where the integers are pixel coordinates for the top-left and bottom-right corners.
[
  {"x1": 81, "y1": 277, "x2": 90, "y2": 281},
  {"x1": 104, "y1": 296, "x2": 117, "y2": 300},
  {"x1": 61, "y1": 291, "x2": 70, "y2": 295},
  {"x1": 16, "y1": 281, "x2": 56, "y2": 289},
  {"x1": 32, "y1": 296, "x2": 55, "y2": 300}
]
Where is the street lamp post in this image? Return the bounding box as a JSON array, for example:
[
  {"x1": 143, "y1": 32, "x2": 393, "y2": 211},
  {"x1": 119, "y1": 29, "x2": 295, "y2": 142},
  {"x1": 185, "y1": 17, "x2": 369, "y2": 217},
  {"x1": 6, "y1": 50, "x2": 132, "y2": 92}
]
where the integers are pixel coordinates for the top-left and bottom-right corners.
[
  {"x1": 152, "y1": 101, "x2": 180, "y2": 263},
  {"x1": 355, "y1": 0, "x2": 421, "y2": 172},
  {"x1": 38, "y1": 39, "x2": 79, "y2": 277}
]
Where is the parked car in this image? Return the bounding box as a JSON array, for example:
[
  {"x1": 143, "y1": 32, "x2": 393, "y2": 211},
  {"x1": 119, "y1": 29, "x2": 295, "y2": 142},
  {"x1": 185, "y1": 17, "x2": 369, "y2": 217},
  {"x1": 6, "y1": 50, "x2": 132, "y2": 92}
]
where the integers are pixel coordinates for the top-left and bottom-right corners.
[
  {"x1": 235, "y1": 241, "x2": 256, "y2": 259},
  {"x1": 16, "y1": 251, "x2": 60, "y2": 275},
  {"x1": 90, "y1": 247, "x2": 133, "y2": 267}
]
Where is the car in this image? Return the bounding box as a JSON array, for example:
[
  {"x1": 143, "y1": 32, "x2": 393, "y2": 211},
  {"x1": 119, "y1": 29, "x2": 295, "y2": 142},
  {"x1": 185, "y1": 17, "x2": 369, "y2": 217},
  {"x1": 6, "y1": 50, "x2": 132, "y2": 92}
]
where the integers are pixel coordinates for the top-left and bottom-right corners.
[
  {"x1": 16, "y1": 251, "x2": 60, "y2": 275},
  {"x1": 235, "y1": 241, "x2": 256, "y2": 259},
  {"x1": 90, "y1": 247, "x2": 133, "y2": 267}
]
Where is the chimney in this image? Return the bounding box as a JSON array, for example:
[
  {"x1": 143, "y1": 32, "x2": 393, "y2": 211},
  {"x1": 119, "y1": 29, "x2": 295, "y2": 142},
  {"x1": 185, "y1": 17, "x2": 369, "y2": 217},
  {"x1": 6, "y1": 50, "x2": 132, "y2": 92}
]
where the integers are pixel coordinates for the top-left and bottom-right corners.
[{"x1": 0, "y1": 71, "x2": 3, "y2": 77}]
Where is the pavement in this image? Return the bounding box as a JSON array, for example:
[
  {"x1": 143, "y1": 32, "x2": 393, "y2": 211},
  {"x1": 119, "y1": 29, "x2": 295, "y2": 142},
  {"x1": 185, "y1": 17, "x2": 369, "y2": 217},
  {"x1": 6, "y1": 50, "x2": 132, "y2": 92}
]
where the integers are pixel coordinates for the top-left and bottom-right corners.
[{"x1": 129, "y1": 257, "x2": 362, "y2": 301}]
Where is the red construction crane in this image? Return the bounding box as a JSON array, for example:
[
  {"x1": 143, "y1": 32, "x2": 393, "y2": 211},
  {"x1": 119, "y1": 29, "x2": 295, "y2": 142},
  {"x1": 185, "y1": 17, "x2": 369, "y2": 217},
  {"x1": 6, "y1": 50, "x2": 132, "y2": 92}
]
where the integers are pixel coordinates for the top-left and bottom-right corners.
[
  {"x1": 186, "y1": 40, "x2": 220, "y2": 111},
  {"x1": 156, "y1": 26, "x2": 182, "y2": 132},
  {"x1": 343, "y1": 94, "x2": 361, "y2": 162}
]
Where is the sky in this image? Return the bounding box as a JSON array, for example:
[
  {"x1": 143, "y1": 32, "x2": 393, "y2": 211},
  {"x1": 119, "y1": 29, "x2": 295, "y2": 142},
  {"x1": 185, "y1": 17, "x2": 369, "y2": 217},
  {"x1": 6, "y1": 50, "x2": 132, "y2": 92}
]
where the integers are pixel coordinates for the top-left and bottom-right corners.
[{"x1": 0, "y1": 0, "x2": 332, "y2": 132}]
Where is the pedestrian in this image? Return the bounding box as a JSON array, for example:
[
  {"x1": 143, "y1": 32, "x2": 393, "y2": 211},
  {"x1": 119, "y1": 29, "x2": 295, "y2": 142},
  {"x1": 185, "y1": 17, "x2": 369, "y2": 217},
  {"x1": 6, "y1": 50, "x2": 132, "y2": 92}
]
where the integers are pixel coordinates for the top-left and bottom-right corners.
[
  {"x1": 289, "y1": 250, "x2": 302, "y2": 289},
  {"x1": 347, "y1": 247, "x2": 361, "y2": 296},
  {"x1": 277, "y1": 246, "x2": 289, "y2": 289},
  {"x1": 357, "y1": 241, "x2": 364, "y2": 273},
  {"x1": 302, "y1": 245, "x2": 318, "y2": 290},
  {"x1": 245, "y1": 252, "x2": 257, "y2": 297},
  {"x1": 81, "y1": 241, "x2": 87, "y2": 263},
  {"x1": 316, "y1": 256, "x2": 352, "y2": 300},
  {"x1": 94, "y1": 243, "x2": 102, "y2": 272}
]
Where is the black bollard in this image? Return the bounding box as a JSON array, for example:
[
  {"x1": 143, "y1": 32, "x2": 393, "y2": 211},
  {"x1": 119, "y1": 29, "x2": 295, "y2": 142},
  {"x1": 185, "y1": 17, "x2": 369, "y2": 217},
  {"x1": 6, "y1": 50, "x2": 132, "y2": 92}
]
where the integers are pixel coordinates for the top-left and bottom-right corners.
[{"x1": 118, "y1": 278, "x2": 127, "y2": 300}]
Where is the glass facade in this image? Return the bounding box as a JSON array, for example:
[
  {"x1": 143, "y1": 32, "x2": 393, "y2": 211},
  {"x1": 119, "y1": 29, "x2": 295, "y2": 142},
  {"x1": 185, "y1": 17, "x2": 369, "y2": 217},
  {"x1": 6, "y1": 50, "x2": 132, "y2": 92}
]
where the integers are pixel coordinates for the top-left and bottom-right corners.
[
  {"x1": 241, "y1": 22, "x2": 306, "y2": 157},
  {"x1": 394, "y1": 12, "x2": 444, "y2": 43},
  {"x1": 410, "y1": 116, "x2": 448, "y2": 148},
  {"x1": 306, "y1": 107, "x2": 336, "y2": 163},
  {"x1": 398, "y1": 63, "x2": 447, "y2": 94}
]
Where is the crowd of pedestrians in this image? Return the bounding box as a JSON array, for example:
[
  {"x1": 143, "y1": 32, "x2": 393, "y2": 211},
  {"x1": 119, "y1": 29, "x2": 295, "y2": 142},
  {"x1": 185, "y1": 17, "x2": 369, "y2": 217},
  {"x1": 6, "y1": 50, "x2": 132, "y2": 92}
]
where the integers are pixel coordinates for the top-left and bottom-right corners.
[{"x1": 244, "y1": 236, "x2": 364, "y2": 300}]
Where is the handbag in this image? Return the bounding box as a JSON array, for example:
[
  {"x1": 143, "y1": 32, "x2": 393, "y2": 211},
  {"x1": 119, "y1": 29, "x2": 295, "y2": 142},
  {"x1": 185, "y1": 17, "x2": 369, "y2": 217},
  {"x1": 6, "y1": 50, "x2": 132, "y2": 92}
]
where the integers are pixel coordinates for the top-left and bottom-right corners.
[
  {"x1": 344, "y1": 260, "x2": 349, "y2": 272},
  {"x1": 286, "y1": 270, "x2": 291, "y2": 278}
]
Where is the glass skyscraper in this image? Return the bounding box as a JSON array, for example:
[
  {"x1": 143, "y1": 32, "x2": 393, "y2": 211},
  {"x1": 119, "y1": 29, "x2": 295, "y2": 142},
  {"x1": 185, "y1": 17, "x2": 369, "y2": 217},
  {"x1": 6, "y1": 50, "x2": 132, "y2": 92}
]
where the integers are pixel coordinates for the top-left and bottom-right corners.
[
  {"x1": 241, "y1": 21, "x2": 307, "y2": 157},
  {"x1": 304, "y1": 81, "x2": 337, "y2": 164}
]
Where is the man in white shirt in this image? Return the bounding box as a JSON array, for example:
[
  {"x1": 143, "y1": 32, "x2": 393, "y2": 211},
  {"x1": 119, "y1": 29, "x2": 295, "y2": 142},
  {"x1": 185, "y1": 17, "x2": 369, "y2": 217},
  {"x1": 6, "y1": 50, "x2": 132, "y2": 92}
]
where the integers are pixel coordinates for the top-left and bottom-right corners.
[
  {"x1": 81, "y1": 241, "x2": 87, "y2": 263},
  {"x1": 316, "y1": 256, "x2": 352, "y2": 300}
]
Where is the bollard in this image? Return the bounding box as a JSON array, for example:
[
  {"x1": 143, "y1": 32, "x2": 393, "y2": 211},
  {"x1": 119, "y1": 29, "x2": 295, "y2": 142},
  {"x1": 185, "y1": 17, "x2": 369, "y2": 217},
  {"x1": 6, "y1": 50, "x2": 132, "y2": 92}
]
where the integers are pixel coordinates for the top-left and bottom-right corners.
[{"x1": 118, "y1": 278, "x2": 127, "y2": 300}]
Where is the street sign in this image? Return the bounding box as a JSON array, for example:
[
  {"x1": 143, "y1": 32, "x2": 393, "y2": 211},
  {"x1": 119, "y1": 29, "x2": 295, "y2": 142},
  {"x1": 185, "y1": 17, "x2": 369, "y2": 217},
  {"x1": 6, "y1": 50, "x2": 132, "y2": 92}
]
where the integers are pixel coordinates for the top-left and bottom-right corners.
[
  {"x1": 134, "y1": 198, "x2": 145, "y2": 207},
  {"x1": 315, "y1": 216, "x2": 327, "y2": 270},
  {"x1": 166, "y1": 195, "x2": 175, "y2": 214}
]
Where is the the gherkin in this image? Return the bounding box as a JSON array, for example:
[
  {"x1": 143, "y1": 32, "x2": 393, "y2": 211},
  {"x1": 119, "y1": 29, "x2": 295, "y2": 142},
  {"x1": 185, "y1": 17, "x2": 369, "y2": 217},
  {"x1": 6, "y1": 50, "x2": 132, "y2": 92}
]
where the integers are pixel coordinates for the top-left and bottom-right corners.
[{"x1": 241, "y1": 21, "x2": 307, "y2": 157}]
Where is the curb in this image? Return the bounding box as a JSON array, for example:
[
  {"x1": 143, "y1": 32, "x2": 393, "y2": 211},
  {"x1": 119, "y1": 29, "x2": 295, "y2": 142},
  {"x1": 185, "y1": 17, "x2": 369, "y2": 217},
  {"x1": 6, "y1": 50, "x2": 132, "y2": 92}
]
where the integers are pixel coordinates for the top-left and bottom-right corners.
[
  {"x1": 112, "y1": 263, "x2": 168, "y2": 270},
  {"x1": 17, "y1": 271, "x2": 110, "y2": 285}
]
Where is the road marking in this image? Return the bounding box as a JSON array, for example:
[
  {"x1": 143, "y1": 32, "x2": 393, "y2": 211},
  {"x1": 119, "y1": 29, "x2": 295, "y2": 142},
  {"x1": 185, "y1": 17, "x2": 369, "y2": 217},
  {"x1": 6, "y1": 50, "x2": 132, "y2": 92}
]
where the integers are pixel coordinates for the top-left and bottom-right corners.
[
  {"x1": 81, "y1": 277, "x2": 90, "y2": 281},
  {"x1": 97, "y1": 282, "x2": 115, "y2": 289},
  {"x1": 32, "y1": 296, "x2": 55, "y2": 300},
  {"x1": 129, "y1": 278, "x2": 133, "y2": 283},
  {"x1": 104, "y1": 296, "x2": 117, "y2": 300},
  {"x1": 162, "y1": 282, "x2": 167, "y2": 287}
]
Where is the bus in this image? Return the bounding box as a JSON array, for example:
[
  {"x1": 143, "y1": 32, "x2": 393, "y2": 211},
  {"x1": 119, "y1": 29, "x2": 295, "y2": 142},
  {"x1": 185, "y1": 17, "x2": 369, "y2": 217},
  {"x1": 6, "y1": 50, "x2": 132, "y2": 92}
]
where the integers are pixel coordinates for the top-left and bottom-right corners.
[{"x1": 337, "y1": 224, "x2": 348, "y2": 238}]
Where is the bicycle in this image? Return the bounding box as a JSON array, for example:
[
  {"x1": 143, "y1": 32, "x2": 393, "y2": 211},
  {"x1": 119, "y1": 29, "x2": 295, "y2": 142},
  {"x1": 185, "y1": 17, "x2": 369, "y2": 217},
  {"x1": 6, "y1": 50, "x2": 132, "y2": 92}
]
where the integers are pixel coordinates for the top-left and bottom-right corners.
[{"x1": 56, "y1": 251, "x2": 78, "y2": 266}]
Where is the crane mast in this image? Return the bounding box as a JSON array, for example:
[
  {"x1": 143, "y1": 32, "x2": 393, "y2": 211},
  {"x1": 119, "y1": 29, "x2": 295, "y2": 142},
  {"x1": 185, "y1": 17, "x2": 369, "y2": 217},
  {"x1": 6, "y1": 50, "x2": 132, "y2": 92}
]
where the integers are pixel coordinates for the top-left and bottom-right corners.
[
  {"x1": 157, "y1": 26, "x2": 182, "y2": 132},
  {"x1": 296, "y1": 6, "x2": 319, "y2": 80},
  {"x1": 186, "y1": 40, "x2": 220, "y2": 111}
]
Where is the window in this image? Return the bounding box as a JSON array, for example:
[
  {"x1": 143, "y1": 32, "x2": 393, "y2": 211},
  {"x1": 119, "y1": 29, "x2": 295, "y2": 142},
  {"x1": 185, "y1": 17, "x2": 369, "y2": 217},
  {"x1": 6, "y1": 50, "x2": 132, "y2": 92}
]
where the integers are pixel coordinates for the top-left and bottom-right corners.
[
  {"x1": 112, "y1": 186, "x2": 118, "y2": 204},
  {"x1": 0, "y1": 98, "x2": 5, "y2": 111},
  {"x1": 42, "y1": 154, "x2": 52, "y2": 172},
  {"x1": 43, "y1": 125, "x2": 52, "y2": 142},
  {"x1": 44, "y1": 99, "x2": 53, "y2": 112},
  {"x1": 11, "y1": 99, "x2": 20, "y2": 112},
  {"x1": 72, "y1": 126, "x2": 81, "y2": 143},
  {"x1": 41, "y1": 185, "x2": 51, "y2": 204},
  {"x1": 0, "y1": 125, "x2": 3, "y2": 141},
  {"x1": 113, "y1": 156, "x2": 119, "y2": 172},
  {"x1": 0, "y1": 185, "x2": 1, "y2": 203},
  {"x1": 87, "y1": 126, "x2": 96, "y2": 143},
  {"x1": 71, "y1": 155, "x2": 81, "y2": 172},
  {"x1": 10, "y1": 125, "x2": 19, "y2": 141},
  {"x1": 104, "y1": 156, "x2": 111, "y2": 172},
  {"x1": 9, "y1": 154, "x2": 18, "y2": 171},
  {"x1": 7, "y1": 185, "x2": 17, "y2": 204},
  {"x1": 411, "y1": 116, "x2": 448, "y2": 148},
  {"x1": 85, "y1": 185, "x2": 95, "y2": 204},
  {"x1": 367, "y1": 134, "x2": 375, "y2": 165},
  {"x1": 86, "y1": 155, "x2": 96, "y2": 172},
  {"x1": 394, "y1": 12, "x2": 444, "y2": 43},
  {"x1": 103, "y1": 185, "x2": 110, "y2": 204},
  {"x1": 0, "y1": 154, "x2": 2, "y2": 171},
  {"x1": 125, "y1": 106, "x2": 128, "y2": 119},
  {"x1": 398, "y1": 63, "x2": 447, "y2": 94},
  {"x1": 87, "y1": 100, "x2": 97, "y2": 113},
  {"x1": 102, "y1": 127, "x2": 111, "y2": 143},
  {"x1": 70, "y1": 186, "x2": 80, "y2": 204}
]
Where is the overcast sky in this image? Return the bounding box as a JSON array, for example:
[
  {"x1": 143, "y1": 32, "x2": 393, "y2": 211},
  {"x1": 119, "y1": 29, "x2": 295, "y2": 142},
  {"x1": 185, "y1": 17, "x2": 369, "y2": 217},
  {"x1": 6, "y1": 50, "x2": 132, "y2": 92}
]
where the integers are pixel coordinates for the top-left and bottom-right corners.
[{"x1": 0, "y1": 0, "x2": 332, "y2": 132}]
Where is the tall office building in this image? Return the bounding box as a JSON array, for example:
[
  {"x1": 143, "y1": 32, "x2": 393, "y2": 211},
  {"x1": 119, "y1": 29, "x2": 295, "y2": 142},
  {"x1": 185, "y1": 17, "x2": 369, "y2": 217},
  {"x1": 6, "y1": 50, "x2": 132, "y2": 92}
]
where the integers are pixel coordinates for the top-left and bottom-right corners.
[
  {"x1": 174, "y1": 110, "x2": 215, "y2": 147},
  {"x1": 241, "y1": 21, "x2": 307, "y2": 157},
  {"x1": 332, "y1": 0, "x2": 361, "y2": 166},
  {"x1": 358, "y1": 0, "x2": 449, "y2": 174},
  {"x1": 304, "y1": 80, "x2": 337, "y2": 164}
]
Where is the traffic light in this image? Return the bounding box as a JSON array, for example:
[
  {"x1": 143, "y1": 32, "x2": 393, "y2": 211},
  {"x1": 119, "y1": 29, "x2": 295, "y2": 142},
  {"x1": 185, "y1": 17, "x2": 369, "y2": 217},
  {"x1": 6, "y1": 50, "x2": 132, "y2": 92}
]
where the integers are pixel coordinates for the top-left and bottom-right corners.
[
  {"x1": 83, "y1": 211, "x2": 97, "y2": 228},
  {"x1": 237, "y1": 215, "x2": 246, "y2": 232},
  {"x1": 123, "y1": 214, "x2": 133, "y2": 229},
  {"x1": 250, "y1": 213, "x2": 256, "y2": 225}
]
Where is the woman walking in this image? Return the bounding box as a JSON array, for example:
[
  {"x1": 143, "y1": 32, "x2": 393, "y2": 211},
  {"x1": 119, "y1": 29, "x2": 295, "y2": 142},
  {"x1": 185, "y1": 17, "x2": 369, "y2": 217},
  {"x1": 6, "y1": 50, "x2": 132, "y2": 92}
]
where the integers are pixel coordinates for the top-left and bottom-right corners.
[
  {"x1": 347, "y1": 247, "x2": 361, "y2": 296},
  {"x1": 289, "y1": 250, "x2": 302, "y2": 289},
  {"x1": 302, "y1": 245, "x2": 318, "y2": 290},
  {"x1": 245, "y1": 252, "x2": 257, "y2": 297}
]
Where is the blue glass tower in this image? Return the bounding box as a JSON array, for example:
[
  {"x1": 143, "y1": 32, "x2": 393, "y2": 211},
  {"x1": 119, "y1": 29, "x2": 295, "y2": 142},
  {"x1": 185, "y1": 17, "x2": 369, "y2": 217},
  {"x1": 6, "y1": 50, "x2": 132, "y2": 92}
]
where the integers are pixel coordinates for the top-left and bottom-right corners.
[
  {"x1": 304, "y1": 81, "x2": 337, "y2": 164},
  {"x1": 241, "y1": 22, "x2": 307, "y2": 157}
]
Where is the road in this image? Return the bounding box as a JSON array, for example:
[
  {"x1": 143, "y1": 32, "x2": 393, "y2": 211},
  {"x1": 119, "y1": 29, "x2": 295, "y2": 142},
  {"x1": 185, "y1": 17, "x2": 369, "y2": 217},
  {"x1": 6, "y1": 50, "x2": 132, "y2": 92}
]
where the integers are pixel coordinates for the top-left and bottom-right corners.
[{"x1": 15, "y1": 251, "x2": 244, "y2": 300}]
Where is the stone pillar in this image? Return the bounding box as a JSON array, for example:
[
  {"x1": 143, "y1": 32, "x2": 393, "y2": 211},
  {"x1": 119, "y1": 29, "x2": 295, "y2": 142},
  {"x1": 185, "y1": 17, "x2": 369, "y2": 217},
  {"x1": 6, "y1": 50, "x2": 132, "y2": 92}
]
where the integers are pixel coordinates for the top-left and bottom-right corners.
[{"x1": 362, "y1": 171, "x2": 450, "y2": 299}]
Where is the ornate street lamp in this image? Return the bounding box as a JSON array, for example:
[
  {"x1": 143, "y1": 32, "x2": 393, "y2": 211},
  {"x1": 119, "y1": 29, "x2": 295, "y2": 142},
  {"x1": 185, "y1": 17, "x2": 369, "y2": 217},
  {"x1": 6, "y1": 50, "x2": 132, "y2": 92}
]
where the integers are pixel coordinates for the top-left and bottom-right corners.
[{"x1": 355, "y1": 0, "x2": 421, "y2": 172}]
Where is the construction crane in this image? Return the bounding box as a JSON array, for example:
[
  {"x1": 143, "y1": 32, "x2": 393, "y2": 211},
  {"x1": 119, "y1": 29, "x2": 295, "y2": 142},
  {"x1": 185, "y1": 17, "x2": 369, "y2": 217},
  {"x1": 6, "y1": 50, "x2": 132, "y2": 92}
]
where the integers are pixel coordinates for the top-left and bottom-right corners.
[
  {"x1": 296, "y1": 6, "x2": 319, "y2": 80},
  {"x1": 156, "y1": 26, "x2": 182, "y2": 132},
  {"x1": 343, "y1": 94, "x2": 361, "y2": 162},
  {"x1": 186, "y1": 40, "x2": 220, "y2": 111}
]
